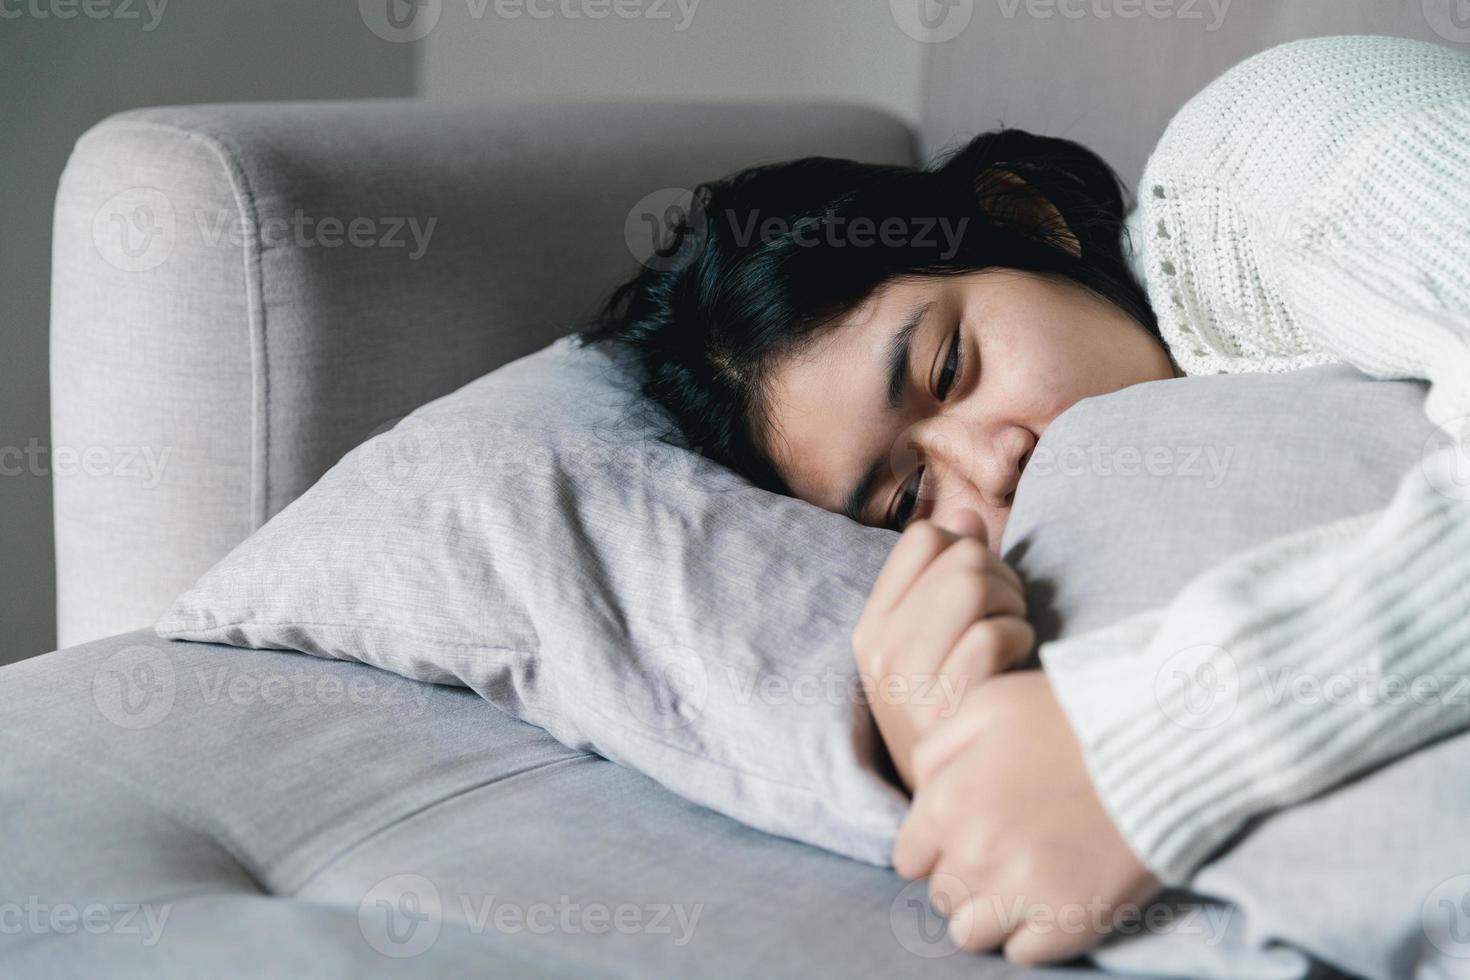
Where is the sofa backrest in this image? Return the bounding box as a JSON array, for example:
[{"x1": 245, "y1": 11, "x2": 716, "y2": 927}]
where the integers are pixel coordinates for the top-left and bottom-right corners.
[{"x1": 50, "y1": 100, "x2": 914, "y2": 646}]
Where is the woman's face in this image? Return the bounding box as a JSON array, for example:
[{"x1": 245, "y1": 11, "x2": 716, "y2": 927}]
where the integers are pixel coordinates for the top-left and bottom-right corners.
[{"x1": 761, "y1": 269, "x2": 1179, "y2": 549}]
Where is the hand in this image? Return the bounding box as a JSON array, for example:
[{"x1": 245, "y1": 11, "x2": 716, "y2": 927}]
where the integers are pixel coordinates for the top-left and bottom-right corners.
[
  {"x1": 851, "y1": 509, "x2": 1035, "y2": 791},
  {"x1": 894, "y1": 671, "x2": 1160, "y2": 965}
]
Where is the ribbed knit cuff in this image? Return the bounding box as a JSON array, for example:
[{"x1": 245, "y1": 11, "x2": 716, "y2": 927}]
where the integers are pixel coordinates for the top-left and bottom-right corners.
[{"x1": 1040, "y1": 467, "x2": 1470, "y2": 885}]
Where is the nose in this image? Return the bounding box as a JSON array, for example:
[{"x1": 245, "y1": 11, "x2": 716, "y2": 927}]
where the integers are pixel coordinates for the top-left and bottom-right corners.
[{"x1": 919, "y1": 420, "x2": 1034, "y2": 510}]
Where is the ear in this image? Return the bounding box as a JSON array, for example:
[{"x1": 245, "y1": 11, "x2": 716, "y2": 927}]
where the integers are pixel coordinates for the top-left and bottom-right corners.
[{"x1": 974, "y1": 168, "x2": 1081, "y2": 258}]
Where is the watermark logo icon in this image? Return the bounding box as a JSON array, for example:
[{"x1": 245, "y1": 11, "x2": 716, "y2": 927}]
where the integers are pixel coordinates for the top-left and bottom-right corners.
[
  {"x1": 92, "y1": 645, "x2": 177, "y2": 729},
  {"x1": 624, "y1": 187, "x2": 710, "y2": 273},
  {"x1": 1423, "y1": 0, "x2": 1470, "y2": 42},
  {"x1": 891, "y1": 0, "x2": 973, "y2": 43},
  {"x1": 1422, "y1": 874, "x2": 1470, "y2": 959},
  {"x1": 889, "y1": 874, "x2": 967, "y2": 958},
  {"x1": 361, "y1": 0, "x2": 442, "y2": 42},
  {"x1": 360, "y1": 874, "x2": 443, "y2": 958},
  {"x1": 93, "y1": 188, "x2": 175, "y2": 273},
  {"x1": 1155, "y1": 644, "x2": 1238, "y2": 730},
  {"x1": 1422, "y1": 416, "x2": 1470, "y2": 502},
  {"x1": 613, "y1": 643, "x2": 710, "y2": 736},
  {"x1": 356, "y1": 415, "x2": 446, "y2": 500}
]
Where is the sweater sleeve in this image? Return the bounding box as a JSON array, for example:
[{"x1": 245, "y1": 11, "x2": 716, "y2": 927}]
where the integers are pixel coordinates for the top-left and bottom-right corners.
[{"x1": 1038, "y1": 35, "x2": 1470, "y2": 885}]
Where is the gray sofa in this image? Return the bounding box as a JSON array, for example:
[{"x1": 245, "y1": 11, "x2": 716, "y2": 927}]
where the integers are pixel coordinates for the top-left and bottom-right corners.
[{"x1": 10, "y1": 3, "x2": 1459, "y2": 976}]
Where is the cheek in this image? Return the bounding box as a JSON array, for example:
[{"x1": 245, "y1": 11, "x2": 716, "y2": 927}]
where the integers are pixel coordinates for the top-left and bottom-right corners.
[
  {"x1": 976, "y1": 279, "x2": 1127, "y2": 422},
  {"x1": 999, "y1": 337, "x2": 1094, "y2": 424}
]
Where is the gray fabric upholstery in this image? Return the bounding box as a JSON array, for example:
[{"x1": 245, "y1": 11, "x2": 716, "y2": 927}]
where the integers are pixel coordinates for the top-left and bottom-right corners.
[
  {"x1": 51, "y1": 99, "x2": 917, "y2": 647},
  {"x1": 0, "y1": 629, "x2": 1098, "y2": 980},
  {"x1": 921, "y1": 0, "x2": 1461, "y2": 189}
]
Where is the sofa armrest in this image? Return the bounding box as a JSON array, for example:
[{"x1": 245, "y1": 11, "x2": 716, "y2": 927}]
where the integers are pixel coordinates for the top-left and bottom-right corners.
[{"x1": 50, "y1": 98, "x2": 917, "y2": 646}]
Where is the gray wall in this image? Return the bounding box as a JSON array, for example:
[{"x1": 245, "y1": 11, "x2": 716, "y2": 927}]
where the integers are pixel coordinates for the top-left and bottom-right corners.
[
  {"x1": 2, "y1": 0, "x2": 925, "y2": 664},
  {"x1": 0, "y1": 3, "x2": 415, "y2": 665},
  {"x1": 420, "y1": 0, "x2": 924, "y2": 128}
]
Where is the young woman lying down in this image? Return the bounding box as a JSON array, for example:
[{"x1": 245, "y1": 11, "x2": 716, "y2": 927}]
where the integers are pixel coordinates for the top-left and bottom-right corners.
[{"x1": 576, "y1": 34, "x2": 1470, "y2": 966}]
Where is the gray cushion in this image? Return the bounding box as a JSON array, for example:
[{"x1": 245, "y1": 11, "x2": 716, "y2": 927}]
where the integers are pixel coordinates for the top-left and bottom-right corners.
[
  {"x1": 999, "y1": 364, "x2": 1470, "y2": 980},
  {"x1": 1, "y1": 628, "x2": 1094, "y2": 979},
  {"x1": 157, "y1": 335, "x2": 911, "y2": 866},
  {"x1": 1001, "y1": 362, "x2": 1437, "y2": 643}
]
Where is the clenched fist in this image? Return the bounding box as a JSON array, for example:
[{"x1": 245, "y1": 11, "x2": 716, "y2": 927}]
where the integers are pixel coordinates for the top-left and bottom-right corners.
[{"x1": 851, "y1": 508, "x2": 1035, "y2": 789}]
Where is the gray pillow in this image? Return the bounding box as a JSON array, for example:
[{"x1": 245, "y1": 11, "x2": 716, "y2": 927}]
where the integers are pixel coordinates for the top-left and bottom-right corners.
[
  {"x1": 998, "y1": 363, "x2": 1458, "y2": 980},
  {"x1": 157, "y1": 334, "x2": 911, "y2": 864},
  {"x1": 1000, "y1": 362, "x2": 1436, "y2": 644}
]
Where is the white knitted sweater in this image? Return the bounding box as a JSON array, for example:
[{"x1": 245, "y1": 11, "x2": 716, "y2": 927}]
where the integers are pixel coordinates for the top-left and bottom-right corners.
[{"x1": 1039, "y1": 34, "x2": 1470, "y2": 885}]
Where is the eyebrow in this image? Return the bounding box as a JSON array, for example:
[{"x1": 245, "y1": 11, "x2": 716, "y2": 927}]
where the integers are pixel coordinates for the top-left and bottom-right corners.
[{"x1": 841, "y1": 300, "x2": 934, "y2": 524}]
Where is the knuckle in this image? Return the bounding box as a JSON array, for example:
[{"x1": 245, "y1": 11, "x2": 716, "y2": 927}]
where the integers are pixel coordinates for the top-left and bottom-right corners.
[
  {"x1": 928, "y1": 782, "x2": 960, "y2": 825},
  {"x1": 1010, "y1": 847, "x2": 1050, "y2": 888},
  {"x1": 955, "y1": 825, "x2": 1002, "y2": 871},
  {"x1": 948, "y1": 566, "x2": 991, "y2": 604},
  {"x1": 969, "y1": 619, "x2": 1003, "y2": 657}
]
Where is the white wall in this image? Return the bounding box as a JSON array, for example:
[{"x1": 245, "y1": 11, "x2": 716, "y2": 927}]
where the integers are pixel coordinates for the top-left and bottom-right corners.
[
  {"x1": 419, "y1": 0, "x2": 925, "y2": 127},
  {"x1": 0, "y1": 2, "x2": 414, "y2": 664}
]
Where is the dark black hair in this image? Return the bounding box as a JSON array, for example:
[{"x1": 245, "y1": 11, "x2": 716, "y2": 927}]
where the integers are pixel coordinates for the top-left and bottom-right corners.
[{"x1": 573, "y1": 127, "x2": 1157, "y2": 498}]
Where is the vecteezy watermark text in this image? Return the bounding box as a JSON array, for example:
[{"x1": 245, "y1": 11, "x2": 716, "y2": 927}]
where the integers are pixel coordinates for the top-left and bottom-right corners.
[
  {"x1": 0, "y1": 0, "x2": 168, "y2": 30},
  {"x1": 358, "y1": 874, "x2": 702, "y2": 958},
  {"x1": 1026, "y1": 442, "x2": 1234, "y2": 487},
  {"x1": 624, "y1": 186, "x2": 974, "y2": 272},
  {"x1": 0, "y1": 899, "x2": 170, "y2": 947},
  {"x1": 0, "y1": 438, "x2": 170, "y2": 488},
  {"x1": 993, "y1": 0, "x2": 1231, "y2": 30},
  {"x1": 889, "y1": 875, "x2": 1234, "y2": 959},
  {"x1": 360, "y1": 0, "x2": 700, "y2": 43},
  {"x1": 93, "y1": 187, "x2": 438, "y2": 273}
]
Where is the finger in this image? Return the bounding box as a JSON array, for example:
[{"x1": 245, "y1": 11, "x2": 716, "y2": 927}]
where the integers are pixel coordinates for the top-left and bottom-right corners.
[
  {"x1": 891, "y1": 795, "x2": 943, "y2": 880},
  {"x1": 933, "y1": 519, "x2": 1024, "y2": 598},
  {"x1": 936, "y1": 859, "x2": 1035, "y2": 956},
  {"x1": 993, "y1": 551, "x2": 1026, "y2": 596},
  {"x1": 1001, "y1": 884, "x2": 1113, "y2": 966},
  {"x1": 947, "y1": 615, "x2": 1034, "y2": 676},
  {"x1": 895, "y1": 568, "x2": 1026, "y2": 685},
  {"x1": 911, "y1": 620, "x2": 1029, "y2": 734},
  {"x1": 913, "y1": 535, "x2": 1025, "y2": 617},
  {"x1": 945, "y1": 889, "x2": 1012, "y2": 955},
  {"x1": 935, "y1": 507, "x2": 987, "y2": 545},
  {"x1": 911, "y1": 698, "x2": 994, "y2": 788},
  {"x1": 1003, "y1": 915, "x2": 1092, "y2": 967},
  {"x1": 861, "y1": 521, "x2": 955, "y2": 621},
  {"x1": 929, "y1": 618, "x2": 1036, "y2": 719},
  {"x1": 918, "y1": 870, "x2": 977, "y2": 925}
]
